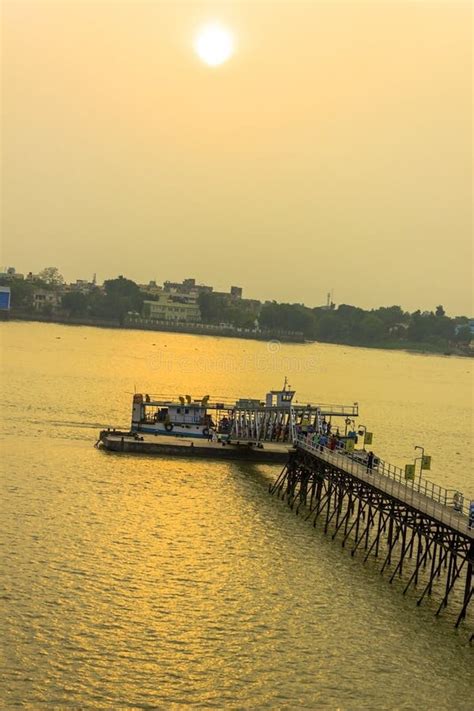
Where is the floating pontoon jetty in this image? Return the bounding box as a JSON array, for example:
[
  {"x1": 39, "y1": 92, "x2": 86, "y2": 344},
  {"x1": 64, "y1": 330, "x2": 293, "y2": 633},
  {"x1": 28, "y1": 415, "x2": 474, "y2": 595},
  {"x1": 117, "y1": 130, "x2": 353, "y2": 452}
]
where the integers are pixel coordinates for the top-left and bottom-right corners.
[{"x1": 99, "y1": 432, "x2": 292, "y2": 463}]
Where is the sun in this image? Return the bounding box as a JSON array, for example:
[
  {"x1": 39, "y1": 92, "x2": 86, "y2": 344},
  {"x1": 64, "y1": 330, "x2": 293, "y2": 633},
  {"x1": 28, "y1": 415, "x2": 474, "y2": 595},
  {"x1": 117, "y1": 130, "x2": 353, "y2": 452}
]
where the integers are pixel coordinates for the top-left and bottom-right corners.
[{"x1": 194, "y1": 23, "x2": 234, "y2": 67}]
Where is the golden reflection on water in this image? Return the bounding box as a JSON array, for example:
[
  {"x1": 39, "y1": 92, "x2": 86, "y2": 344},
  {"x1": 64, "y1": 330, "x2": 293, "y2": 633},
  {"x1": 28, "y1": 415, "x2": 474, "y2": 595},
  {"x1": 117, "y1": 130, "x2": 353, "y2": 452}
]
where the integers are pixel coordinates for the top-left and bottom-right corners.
[
  {"x1": 3, "y1": 322, "x2": 472, "y2": 493},
  {"x1": 1, "y1": 322, "x2": 473, "y2": 708}
]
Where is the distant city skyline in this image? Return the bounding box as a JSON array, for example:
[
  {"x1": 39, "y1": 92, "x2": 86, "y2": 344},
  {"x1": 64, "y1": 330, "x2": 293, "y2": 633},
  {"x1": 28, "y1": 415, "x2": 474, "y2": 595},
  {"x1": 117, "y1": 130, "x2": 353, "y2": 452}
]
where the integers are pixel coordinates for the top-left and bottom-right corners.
[{"x1": 2, "y1": 263, "x2": 471, "y2": 317}]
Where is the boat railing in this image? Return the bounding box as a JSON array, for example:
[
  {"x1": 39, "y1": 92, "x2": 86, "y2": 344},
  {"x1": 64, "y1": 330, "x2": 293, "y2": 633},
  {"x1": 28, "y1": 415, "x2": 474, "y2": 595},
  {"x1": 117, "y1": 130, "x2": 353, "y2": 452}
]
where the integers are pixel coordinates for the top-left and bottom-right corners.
[
  {"x1": 296, "y1": 436, "x2": 471, "y2": 528},
  {"x1": 146, "y1": 399, "x2": 239, "y2": 410},
  {"x1": 292, "y1": 403, "x2": 359, "y2": 416},
  {"x1": 144, "y1": 399, "x2": 359, "y2": 415}
]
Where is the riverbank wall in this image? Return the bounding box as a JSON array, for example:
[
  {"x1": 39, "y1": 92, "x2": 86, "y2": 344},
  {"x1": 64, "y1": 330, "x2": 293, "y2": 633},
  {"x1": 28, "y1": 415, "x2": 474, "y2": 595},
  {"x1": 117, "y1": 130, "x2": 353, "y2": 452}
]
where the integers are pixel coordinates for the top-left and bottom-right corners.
[{"x1": 8, "y1": 312, "x2": 305, "y2": 343}]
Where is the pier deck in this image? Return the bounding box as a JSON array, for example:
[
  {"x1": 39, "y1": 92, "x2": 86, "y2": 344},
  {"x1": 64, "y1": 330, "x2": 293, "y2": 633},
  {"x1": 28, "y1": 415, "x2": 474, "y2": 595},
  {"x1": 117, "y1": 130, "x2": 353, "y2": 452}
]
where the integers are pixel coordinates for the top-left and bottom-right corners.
[{"x1": 298, "y1": 440, "x2": 472, "y2": 537}]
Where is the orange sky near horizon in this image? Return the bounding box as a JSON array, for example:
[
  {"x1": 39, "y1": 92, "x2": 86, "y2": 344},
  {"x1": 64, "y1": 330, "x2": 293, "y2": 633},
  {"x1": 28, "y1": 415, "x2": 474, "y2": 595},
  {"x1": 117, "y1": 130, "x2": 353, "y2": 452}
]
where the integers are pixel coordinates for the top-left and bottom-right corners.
[{"x1": 2, "y1": 1, "x2": 472, "y2": 315}]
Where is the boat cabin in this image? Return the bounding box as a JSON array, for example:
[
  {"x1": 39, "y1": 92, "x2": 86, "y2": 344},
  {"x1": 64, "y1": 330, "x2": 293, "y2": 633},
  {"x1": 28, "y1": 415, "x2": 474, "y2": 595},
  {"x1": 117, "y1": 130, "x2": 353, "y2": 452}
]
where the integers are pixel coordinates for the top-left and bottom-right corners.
[{"x1": 131, "y1": 394, "x2": 214, "y2": 436}]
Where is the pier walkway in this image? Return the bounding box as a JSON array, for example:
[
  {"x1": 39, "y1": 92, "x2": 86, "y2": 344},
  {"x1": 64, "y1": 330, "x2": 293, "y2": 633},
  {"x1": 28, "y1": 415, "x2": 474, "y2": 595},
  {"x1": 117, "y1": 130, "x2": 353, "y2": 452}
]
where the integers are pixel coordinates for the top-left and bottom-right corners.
[
  {"x1": 270, "y1": 438, "x2": 473, "y2": 629},
  {"x1": 297, "y1": 438, "x2": 472, "y2": 537}
]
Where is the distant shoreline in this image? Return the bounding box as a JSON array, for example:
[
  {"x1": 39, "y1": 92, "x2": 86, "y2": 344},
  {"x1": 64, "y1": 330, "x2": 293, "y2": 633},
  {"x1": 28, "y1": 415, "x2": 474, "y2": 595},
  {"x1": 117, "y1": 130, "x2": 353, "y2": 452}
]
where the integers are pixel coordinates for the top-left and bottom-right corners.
[
  {"x1": 4, "y1": 312, "x2": 473, "y2": 358},
  {"x1": 5, "y1": 312, "x2": 305, "y2": 343}
]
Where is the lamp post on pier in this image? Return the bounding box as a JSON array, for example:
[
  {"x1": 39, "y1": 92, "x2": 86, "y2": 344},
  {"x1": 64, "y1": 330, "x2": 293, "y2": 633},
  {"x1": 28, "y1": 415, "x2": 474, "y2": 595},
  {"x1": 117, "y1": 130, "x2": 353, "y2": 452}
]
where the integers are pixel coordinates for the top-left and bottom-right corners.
[
  {"x1": 414, "y1": 445, "x2": 431, "y2": 488},
  {"x1": 414, "y1": 445, "x2": 424, "y2": 486},
  {"x1": 345, "y1": 417, "x2": 354, "y2": 436}
]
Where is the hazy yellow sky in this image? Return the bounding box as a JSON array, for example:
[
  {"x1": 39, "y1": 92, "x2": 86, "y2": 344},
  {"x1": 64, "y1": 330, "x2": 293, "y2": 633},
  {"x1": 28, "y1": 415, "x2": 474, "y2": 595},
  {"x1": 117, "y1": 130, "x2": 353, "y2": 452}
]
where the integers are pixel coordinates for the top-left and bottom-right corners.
[{"x1": 2, "y1": 1, "x2": 472, "y2": 314}]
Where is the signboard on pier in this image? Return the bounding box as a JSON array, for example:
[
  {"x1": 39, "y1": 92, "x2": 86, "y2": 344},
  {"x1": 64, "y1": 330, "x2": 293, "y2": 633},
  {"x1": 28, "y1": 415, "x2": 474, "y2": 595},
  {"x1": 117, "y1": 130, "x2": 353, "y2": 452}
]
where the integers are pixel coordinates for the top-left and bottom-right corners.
[
  {"x1": 345, "y1": 438, "x2": 355, "y2": 452},
  {"x1": 405, "y1": 464, "x2": 415, "y2": 480}
]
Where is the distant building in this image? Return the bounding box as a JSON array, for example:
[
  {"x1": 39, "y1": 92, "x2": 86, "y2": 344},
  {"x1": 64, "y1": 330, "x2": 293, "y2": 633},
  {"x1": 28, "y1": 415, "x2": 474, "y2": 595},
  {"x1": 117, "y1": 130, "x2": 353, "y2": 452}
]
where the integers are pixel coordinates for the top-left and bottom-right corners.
[
  {"x1": 389, "y1": 322, "x2": 409, "y2": 336},
  {"x1": 67, "y1": 279, "x2": 96, "y2": 295},
  {"x1": 143, "y1": 293, "x2": 201, "y2": 323},
  {"x1": 163, "y1": 278, "x2": 213, "y2": 297},
  {"x1": 0, "y1": 286, "x2": 11, "y2": 310},
  {"x1": 455, "y1": 320, "x2": 474, "y2": 337},
  {"x1": 242, "y1": 298, "x2": 260, "y2": 311},
  {"x1": 139, "y1": 280, "x2": 164, "y2": 297},
  {"x1": 214, "y1": 286, "x2": 244, "y2": 300},
  {"x1": 161, "y1": 277, "x2": 243, "y2": 303},
  {"x1": 0, "y1": 267, "x2": 24, "y2": 280},
  {"x1": 32, "y1": 288, "x2": 61, "y2": 311}
]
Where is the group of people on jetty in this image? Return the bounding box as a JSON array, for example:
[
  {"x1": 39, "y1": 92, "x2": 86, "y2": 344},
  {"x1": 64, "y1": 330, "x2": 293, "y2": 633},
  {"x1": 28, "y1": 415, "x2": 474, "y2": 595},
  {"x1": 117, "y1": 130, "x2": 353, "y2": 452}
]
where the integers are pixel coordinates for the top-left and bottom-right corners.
[{"x1": 296, "y1": 419, "x2": 376, "y2": 472}]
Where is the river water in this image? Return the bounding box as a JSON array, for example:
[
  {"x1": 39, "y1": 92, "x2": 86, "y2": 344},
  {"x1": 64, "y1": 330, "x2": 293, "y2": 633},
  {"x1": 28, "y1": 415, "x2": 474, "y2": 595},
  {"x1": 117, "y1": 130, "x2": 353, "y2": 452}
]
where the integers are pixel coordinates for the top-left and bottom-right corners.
[{"x1": 1, "y1": 322, "x2": 473, "y2": 709}]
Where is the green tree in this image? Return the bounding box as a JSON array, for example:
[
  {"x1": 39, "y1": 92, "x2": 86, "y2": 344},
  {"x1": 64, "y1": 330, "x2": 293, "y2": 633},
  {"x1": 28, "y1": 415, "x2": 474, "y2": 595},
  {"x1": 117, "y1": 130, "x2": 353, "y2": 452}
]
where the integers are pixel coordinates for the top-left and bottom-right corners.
[
  {"x1": 61, "y1": 291, "x2": 88, "y2": 316},
  {"x1": 313, "y1": 312, "x2": 339, "y2": 341},
  {"x1": 198, "y1": 292, "x2": 221, "y2": 323},
  {"x1": 88, "y1": 289, "x2": 112, "y2": 319},
  {"x1": 259, "y1": 302, "x2": 314, "y2": 336},
  {"x1": 357, "y1": 314, "x2": 385, "y2": 342},
  {"x1": 373, "y1": 305, "x2": 407, "y2": 327},
  {"x1": 103, "y1": 276, "x2": 144, "y2": 324},
  {"x1": 198, "y1": 292, "x2": 261, "y2": 330},
  {"x1": 454, "y1": 325, "x2": 471, "y2": 343},
  {"x1": 39, "y1": 267, "x2": 64, "y2": 286}
]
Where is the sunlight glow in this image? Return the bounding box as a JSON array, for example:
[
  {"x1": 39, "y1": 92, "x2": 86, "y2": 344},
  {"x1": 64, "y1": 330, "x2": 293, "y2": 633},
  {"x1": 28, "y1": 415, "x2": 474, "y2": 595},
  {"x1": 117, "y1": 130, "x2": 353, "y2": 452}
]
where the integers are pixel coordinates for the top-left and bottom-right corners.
[{"x1": 194, "y1": 23, "x2": 234, "y2": 67}]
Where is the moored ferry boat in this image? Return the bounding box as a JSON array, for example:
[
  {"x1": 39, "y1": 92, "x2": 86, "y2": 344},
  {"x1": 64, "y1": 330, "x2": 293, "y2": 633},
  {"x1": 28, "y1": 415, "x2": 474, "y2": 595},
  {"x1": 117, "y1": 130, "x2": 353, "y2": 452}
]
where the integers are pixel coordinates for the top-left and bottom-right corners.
[
  {"x1": 129, "y1": 380, "x2": 359, "y2": 443},
  {"x1": 97, "y1": 381, "x2": 364, "y2": 462}
]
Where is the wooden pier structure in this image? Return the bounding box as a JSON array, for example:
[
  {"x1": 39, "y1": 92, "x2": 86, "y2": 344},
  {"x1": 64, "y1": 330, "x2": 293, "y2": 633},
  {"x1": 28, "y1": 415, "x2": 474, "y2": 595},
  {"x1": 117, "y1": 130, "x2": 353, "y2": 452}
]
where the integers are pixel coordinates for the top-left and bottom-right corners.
[{"x1": 270, "y1": 438, "x2": 473, "y2": 629}]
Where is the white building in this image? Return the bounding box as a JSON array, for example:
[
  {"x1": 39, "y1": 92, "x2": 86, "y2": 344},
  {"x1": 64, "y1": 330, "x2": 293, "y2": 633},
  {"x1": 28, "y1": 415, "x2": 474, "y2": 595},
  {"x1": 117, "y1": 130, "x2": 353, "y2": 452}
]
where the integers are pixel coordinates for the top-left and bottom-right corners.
[
  {"x1": 143, "y1": 293, "x2": 201, "y2": 323},
  {"x1": 32, "y1": 288, "x2": 61, "y2": 311}
]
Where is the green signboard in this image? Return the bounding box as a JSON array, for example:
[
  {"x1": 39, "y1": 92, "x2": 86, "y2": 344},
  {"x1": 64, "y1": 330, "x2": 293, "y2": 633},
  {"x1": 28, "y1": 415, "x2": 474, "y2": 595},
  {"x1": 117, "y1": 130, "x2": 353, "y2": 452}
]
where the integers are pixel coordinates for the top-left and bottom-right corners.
[
  {"x1": 345, "y1": 438, "x2": 355, "y2": 452},
  {"x1": 405, "y1": 464, "x2": 415, "y2": 480},
  {"x1": 421, "y1": 455, "x2": 431, "y2": 471},
  {"x1": 364, "y1": 432, "x2": 373, "y2": 445}
]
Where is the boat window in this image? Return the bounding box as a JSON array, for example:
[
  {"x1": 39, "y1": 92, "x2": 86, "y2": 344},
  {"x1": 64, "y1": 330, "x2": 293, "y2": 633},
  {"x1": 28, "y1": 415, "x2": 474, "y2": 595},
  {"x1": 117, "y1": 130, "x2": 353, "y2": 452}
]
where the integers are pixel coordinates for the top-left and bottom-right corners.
[{"x1": 185, "y1": 408, "x2": 189, "y2": 414}]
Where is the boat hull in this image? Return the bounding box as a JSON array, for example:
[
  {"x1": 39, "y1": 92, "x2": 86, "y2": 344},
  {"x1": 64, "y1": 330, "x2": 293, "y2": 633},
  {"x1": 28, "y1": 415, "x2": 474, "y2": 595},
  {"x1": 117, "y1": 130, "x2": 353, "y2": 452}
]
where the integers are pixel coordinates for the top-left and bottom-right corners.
[
  {"x1": 99, "y1": 432, "x2": 291, "y2": 463},
  {"x1": 136, "y1": 424, "x2": 209, "y2": 438}
]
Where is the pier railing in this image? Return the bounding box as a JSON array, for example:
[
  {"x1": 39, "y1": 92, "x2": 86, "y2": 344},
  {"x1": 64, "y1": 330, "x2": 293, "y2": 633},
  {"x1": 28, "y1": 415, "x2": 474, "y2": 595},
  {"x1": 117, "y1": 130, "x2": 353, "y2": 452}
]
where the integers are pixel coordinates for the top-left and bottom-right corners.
[{"x1": 296, "y1": 437, "x2": 472, "y2": 533}]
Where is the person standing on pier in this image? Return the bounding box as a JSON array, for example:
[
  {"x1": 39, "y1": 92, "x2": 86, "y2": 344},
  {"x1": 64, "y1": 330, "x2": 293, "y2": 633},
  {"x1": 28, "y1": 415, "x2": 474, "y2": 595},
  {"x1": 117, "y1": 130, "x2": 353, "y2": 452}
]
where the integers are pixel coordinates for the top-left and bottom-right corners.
[
  {"x1": 367, "y1": 451, "x2": 374, "y2": 473},
  {"x1": 469, "y1": 501, "x2": 474, "y2": 529}
]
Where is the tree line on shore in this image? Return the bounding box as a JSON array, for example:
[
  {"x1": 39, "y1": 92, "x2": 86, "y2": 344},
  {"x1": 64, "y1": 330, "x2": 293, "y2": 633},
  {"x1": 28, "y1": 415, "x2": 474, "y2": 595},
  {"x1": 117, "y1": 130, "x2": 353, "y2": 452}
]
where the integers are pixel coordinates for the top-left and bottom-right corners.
[
  {"x1": 259, "y1": 301, "x2": 472, "y2": 349},
  {"x1": 1, "y1": 270, "x2": 472, "y2": 350}
]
